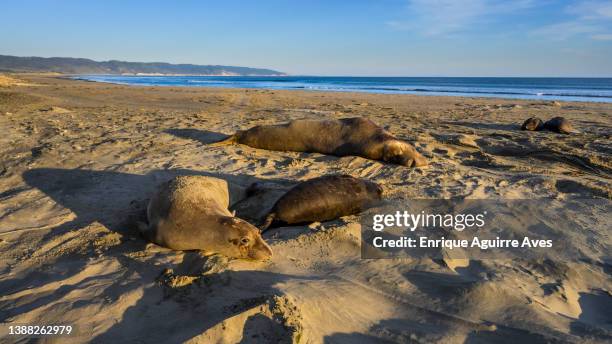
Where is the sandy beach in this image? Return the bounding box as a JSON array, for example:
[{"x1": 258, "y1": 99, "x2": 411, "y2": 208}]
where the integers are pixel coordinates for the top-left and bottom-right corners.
[{"x1": 0, "y1": 74, "x2": 610, "y2": 343}]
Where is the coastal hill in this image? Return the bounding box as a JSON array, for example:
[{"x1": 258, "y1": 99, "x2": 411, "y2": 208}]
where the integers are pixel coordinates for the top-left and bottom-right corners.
[{"x1": 0, "y1": 54, "x2": 286, "y2": 75}]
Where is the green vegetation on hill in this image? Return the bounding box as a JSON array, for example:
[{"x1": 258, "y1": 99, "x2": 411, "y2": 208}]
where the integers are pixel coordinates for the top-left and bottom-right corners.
[{"x1": 0, "y1": 55, "x2": 285, "y2": 75}]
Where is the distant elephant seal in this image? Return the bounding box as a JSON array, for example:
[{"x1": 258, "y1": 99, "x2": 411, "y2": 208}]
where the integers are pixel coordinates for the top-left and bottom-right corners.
[
  {"x1": 211, "y1": 117, "x2": 427, "y2": 167},
  {"x1": 260, "y1": 174, "x2": 383, "y2": 231},
  {"x1": 543, "y1": 117, "x2": 576, "y2": 134},
  {"x1": 521, "y1": 117, "x2": 544, "y2": 131},
  {"x1": 141, "y1": 176, "x2": 272, "y2": 261}
]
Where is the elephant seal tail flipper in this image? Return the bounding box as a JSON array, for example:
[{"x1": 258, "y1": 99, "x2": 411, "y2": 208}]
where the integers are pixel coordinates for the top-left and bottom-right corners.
[
  {"x1": 137, "y1": 221, "x2": 156, "y2": 242},
  {"x1": 260, "y1": 213, "x2": 277, "y2": 233},
  {"x1": 208, "y1": 134, "x2": 238, "y2": 147}
]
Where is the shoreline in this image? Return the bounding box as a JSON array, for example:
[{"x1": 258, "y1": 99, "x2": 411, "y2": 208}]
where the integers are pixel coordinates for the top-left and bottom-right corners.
[
  {"x1": 65, "y1": 74, "x2": 612, "y2": 104},
  {"x1": 3, "y1": 73, "x2": 610, "y2": 105}
]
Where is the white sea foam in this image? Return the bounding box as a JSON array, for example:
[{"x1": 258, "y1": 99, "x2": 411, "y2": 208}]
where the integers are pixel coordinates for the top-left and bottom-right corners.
[{"x1": 73, "y1": 76, "x2": 612, "y2": 103}]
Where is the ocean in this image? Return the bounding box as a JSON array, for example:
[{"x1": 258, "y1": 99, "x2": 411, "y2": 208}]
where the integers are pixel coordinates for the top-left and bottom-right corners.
[{"x1": 74, "y1": 75, "x2": 612, "y2": 103}]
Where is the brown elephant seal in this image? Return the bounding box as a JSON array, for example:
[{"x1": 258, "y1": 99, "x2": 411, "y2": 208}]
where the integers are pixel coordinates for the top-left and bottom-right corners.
[
  {"x1": 260, "y1": 174, "x2": 383, "y2": 231},
  {"x1": 521, "y1": 117, "x2": 544, "y2": 131},
  {"x1": 141, "y1": 176, "x2": 272, "y2": 261},
  {"x1": 211, "y1": 117, "x2": 427, "y2": 167},
  {"x1": 543, "y1": 117, "x2": 576, "y2": 134}
]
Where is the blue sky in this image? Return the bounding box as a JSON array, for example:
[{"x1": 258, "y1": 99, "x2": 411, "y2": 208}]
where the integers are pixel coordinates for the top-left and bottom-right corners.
[{"x1": 1, "y1": 0, "x2": 611, "y2": 76}]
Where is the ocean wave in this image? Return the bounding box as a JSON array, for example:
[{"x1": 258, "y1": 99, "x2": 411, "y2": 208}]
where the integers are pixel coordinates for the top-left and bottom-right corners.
[
  {"x1": 290, "y1": 85, "x2": 612, "y2": 98},
  {"x1": 73, "y1": 76, "x2": 612, "y2": 102}
]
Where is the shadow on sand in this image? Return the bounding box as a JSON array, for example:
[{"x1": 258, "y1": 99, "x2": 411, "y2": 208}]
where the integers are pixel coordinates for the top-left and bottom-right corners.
[
  {"x1": 165, "y1": 128, "x2": 229, "y2": 145},
  {"x1": 444, "y1": 121, "x2": 520, "y2": 132},
  {"x1": 91, "y1": 256, "x2": 311, "y2": 343},
  {"x1": 3, "y1": 167, "x2": 316, "y2": 341},
  {"x1": 20, "y1": 167, "x2": 294, "y2": 238},
  {"x1": 323, "y1": 316, "x2": 574, "y2": 343}
]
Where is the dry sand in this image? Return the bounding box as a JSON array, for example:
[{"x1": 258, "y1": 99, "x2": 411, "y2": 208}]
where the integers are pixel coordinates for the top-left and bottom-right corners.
[
  {"x1": 0, "y1": 74, "x2": 610, "y2": 343},
  {"x1": 0, "y1": 75, "x2": 38, "y2": 88}
]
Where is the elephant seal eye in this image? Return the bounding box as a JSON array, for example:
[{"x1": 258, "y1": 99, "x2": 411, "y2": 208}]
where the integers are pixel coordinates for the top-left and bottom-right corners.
[{"x1": 241, "y1": 237, "x2": 250, "y2": 244}]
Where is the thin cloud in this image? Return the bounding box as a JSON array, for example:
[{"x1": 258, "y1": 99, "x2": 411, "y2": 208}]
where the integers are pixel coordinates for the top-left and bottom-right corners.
[
  {"x1": 531, "y1": 20, "x2": 602, "y2": 40},
  {"x1": 388, "y1": 0, "x2": 537, "y2": 36},
  {"x1": 591, "y1": 33, "x2": 612, "y2": 40},
  {"x1": 567, "y1": 0, "x2": 612, "y2": 19},
  {"x1": 531, "y1": 0, "x2": 612, "y2": 41}
]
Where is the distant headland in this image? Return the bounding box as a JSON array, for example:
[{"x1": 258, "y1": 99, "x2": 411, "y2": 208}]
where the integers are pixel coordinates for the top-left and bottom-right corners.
[{"x1": 0, "y1": 54, "x2": 286, "y2": 76}]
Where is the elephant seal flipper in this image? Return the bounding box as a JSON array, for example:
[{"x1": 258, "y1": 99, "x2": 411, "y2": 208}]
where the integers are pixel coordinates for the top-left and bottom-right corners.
[
  {"x1": 137, "y1": 220, "x2": 158, "y2": 245},
  {"x1": 208, "y1": 134, "x2": 239, "y2": 147},
  {"x1": 260, "y1": 212, "x2": 277, "y2": 232}
]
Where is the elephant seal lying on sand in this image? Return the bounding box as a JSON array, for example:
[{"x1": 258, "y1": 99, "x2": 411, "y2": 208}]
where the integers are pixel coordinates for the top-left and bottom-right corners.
[
  {"x1": 211, "y1": 117, "x2": 427, "y2": 167},
  {"x1": 140, "y1": 176, "x2": 272, "y2": 261},
  {"x1": 521, "y1": 117, "x2": 544, "y2": 131},
  {"x1": 543, "y1": 117, "x2": 576, "y2": 134},
  {"x1": 260, "y1": 174, "x2": 383, "y2": 231}
]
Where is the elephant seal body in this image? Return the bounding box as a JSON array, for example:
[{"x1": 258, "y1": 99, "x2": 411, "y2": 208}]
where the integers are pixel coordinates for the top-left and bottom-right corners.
[
  {"x1": 142, "y1": 176, "x2": 272, "y2": 261},
  {"x1": 543, "y1": 117, "x2": 576, "y2": 134},
  {"x1": 261, "y1": 175, "x2": 383, "y2": 231},
  {"x1": 521, "y1": 117, "x2": 544, "y2": 131},
  {"x1": 213, "y1": 117, "x2": 427, "y2": 167}
]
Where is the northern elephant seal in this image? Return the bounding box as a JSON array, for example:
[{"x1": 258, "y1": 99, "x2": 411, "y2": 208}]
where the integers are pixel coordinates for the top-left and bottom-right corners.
[
  {"x1": 211, "y1": 117, "x2": 427, "y2": 167},
  {"x1": 521, "y1": 117, "x2": 544, "y2": 131},
  {"x1": 141, "y1": 176, "x2": 272, "y2": 261},
  {"x1": 260, "y1": 174, "x2": 383, "y2": 231},
  {"x1": 543, "y1": 117, "x2": 576, "y2": 134}
]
